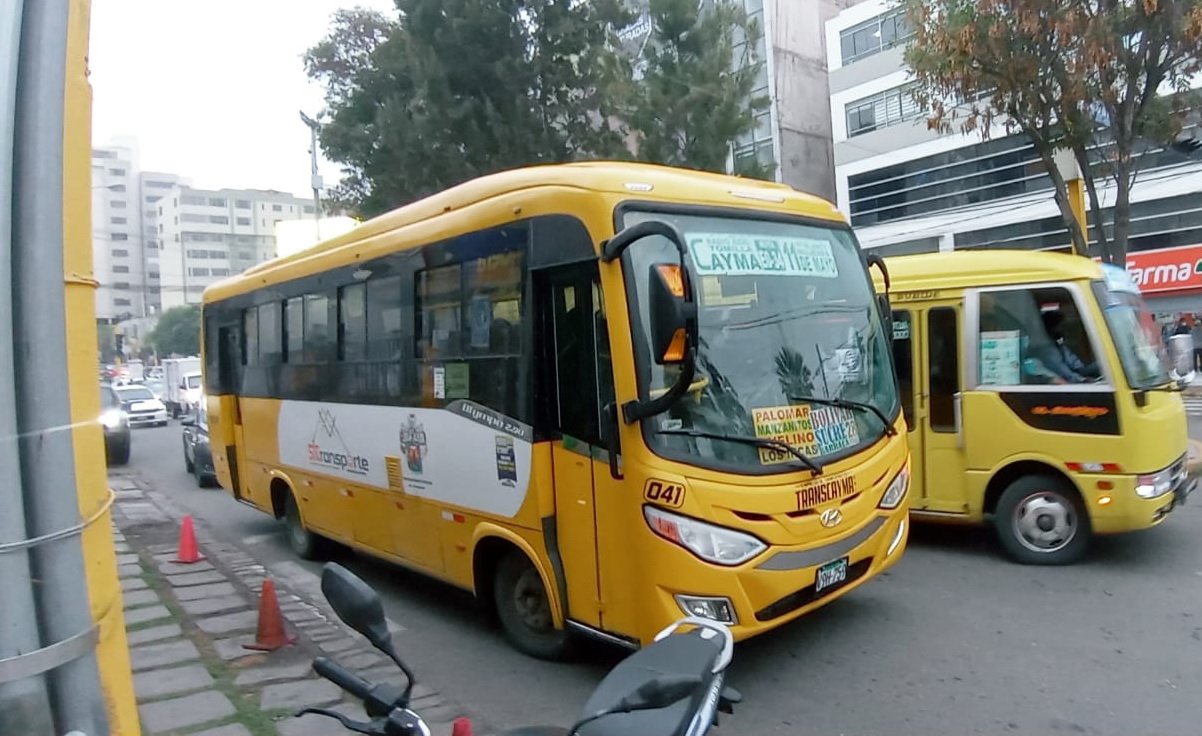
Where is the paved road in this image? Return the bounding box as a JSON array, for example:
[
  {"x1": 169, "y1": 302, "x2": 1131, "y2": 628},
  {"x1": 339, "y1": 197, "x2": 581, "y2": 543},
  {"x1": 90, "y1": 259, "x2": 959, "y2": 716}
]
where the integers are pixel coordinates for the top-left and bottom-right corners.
[{"x1": 125, "y1": 421, "x2": 1202, "y2": 736}]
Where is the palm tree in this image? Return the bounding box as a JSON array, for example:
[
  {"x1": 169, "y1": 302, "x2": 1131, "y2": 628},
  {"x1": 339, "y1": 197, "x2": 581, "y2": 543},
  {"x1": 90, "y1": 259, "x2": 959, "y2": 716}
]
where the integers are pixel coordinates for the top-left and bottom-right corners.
[{"x1": 774, "y1": 346, "x2": 814, "y2": 398}]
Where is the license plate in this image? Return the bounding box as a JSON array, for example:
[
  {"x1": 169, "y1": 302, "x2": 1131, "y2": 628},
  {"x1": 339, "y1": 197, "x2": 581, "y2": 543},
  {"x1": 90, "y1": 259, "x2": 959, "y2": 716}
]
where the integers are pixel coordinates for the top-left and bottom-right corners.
[{"x1": 815, "y1": 557, "x2": 849, "y2": 595}]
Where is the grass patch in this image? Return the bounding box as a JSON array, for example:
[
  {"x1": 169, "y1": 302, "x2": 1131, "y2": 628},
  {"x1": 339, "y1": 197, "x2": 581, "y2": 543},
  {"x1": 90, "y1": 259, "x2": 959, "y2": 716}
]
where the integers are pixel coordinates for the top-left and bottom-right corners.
[{"x1": 130, "y1": 550, "x2": 289, "y2": 735}]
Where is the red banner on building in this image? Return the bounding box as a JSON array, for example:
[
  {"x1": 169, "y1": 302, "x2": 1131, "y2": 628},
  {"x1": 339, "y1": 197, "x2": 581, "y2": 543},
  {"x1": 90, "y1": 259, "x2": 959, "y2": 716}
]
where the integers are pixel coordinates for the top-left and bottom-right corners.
[{"x1": 1119, "y1": 245, "x2": 1202, "y2": 295}]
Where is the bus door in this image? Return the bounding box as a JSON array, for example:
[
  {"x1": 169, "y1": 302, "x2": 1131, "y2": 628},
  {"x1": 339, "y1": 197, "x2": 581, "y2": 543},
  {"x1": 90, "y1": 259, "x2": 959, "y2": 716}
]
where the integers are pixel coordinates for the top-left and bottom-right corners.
[
  {"x1": 539, "y1": 263, "x2": 619, "y2": 631},
  {"x1": 911, "y1": 303, "x2": 968, "y2": 513},
  {"x1": 216, "y1": 321, "x2": 248, "y2": 501}
]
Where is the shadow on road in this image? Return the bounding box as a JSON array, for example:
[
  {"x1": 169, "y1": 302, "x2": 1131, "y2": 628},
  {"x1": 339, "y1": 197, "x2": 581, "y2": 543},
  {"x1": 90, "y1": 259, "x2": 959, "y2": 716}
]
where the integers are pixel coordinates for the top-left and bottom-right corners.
[
  {"x1": 310, "y1": 538, "x2": 628, "y2": 668},
  {"x1": 905, "y1": 520, "x2": 999, "y2": 559}
]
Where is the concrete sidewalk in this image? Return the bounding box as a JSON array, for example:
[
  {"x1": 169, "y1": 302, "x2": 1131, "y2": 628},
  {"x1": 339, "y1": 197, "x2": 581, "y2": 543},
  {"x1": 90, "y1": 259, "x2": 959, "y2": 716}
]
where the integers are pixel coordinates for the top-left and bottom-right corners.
[{"x1": 110, "y1": 471, "x2": 491, "y2": 736}]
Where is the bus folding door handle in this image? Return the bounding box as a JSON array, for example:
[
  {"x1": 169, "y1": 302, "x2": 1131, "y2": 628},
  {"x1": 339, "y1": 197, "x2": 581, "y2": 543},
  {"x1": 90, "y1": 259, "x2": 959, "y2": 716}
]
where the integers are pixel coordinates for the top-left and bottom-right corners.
[{"x1": 953, "y1": 392, "x2": 964, "y2": 448}]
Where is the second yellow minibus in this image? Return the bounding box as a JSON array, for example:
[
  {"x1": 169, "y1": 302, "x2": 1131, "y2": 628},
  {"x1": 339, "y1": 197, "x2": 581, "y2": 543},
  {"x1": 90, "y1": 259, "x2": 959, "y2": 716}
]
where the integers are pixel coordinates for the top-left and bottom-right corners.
[{"x1": 880, "y1": 251, "x2": 1193, "y2": 564}]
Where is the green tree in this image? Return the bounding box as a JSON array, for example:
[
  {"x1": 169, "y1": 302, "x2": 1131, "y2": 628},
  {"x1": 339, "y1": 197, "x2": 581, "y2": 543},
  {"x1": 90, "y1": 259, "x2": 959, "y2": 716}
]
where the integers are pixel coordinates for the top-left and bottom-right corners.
[
  {"x1": 902, "y1": 0, "x2": 1202, "y2": 263},
  {"x1": 149, "y1": 306, "x2": 200, "y2": 357},
  {"x1": 305, "y1": 1, "x2": 631, "y2": 217},
  {"x1": 610, "y1": 0, "x2": 770, "y2": 177}
]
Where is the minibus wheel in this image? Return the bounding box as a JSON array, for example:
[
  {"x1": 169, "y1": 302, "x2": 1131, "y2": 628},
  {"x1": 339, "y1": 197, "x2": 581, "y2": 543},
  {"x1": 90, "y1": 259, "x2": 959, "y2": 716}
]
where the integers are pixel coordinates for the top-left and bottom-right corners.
[
  {"x1": 995, "y1": 475, "x2": 1090, "y2": 565},
  {"x1": 284, "y1": 492, "x2": 323, "y2": 560},
  {"x1": 493, "y1": 551, "x2": 572, "y2": 660}
]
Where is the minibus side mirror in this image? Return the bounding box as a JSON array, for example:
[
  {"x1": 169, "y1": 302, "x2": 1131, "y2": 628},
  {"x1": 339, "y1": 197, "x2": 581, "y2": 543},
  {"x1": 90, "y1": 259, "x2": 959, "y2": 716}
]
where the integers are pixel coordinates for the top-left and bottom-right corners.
[
  {"x1": 648, "y1": 263, "x2": 692, "y2": 365},
  {"x1": 1167, "y1": 334, "x2": 1195, "y2": 385},
  {"x1": 601, "y1": 220, "x2": 698, "y2": 425}
]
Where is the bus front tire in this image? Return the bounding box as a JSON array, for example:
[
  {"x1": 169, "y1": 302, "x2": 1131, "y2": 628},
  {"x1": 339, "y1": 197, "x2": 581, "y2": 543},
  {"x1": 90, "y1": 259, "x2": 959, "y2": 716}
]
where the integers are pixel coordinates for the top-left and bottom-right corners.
[
  {"x1": 995, "y1": 475, "x2": 1090, "y2": 565},
  {"x1": 493, "y1": 551, "x2": 572, "y2": 660},
  {"x1": 284, "y1": 493, "x2": 322, "y2": 560}
]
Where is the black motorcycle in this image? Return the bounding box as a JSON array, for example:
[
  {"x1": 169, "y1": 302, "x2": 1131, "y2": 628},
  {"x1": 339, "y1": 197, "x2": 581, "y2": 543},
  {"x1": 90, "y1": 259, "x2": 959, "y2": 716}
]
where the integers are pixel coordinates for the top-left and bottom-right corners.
[{"x1": 300, "y1": 562, "x2": 741, "y2": 736}]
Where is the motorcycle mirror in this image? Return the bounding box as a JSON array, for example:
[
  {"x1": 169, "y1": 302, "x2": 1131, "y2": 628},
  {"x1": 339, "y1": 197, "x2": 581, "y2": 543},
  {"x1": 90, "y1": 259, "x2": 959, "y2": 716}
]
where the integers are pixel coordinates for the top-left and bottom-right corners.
[{"x1": 321, "y1": 563, "x2": 391, "y2": 652}]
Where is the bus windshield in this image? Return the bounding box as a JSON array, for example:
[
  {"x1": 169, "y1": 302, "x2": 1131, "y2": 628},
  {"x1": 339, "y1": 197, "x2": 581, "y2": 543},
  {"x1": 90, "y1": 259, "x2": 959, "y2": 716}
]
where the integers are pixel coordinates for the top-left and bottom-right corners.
[
  {"x1": 623, "y1": 210, "x2": 899, "y2": 474},
  {"x1": 1091, "y1": 278, "x2": 1171, "y2": 390}
]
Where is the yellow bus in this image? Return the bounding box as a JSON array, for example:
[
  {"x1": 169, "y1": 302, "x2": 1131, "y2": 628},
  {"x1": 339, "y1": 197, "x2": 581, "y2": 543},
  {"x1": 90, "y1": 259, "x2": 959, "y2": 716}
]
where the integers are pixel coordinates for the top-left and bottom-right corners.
[
  {"x1": 202, "y1": 162, "x2": 910, "y2": 656},
  {"x1": 880, "y1": 250, "x2": 1194, "y2": 564}
]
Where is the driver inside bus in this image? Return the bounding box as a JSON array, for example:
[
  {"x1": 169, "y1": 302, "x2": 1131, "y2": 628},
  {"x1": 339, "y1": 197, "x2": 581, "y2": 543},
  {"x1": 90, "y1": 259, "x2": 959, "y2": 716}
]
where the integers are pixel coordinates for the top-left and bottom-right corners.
[
  {"x1": 979, "y1": 291, "x2": 1091, "y2": 385},
  {"x1": 1041, "y1": 309, "x2": 1100, "y2": 382}
]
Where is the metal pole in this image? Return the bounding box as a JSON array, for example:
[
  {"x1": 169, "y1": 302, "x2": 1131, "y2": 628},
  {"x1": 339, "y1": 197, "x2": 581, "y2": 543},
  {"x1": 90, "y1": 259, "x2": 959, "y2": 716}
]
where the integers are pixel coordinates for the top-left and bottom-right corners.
[
  {"x1": 300, "y1": 111, "x2": 323, "y2": 241},
  {"x1": 0, "y1": 0, "x2": 53, "y2": 728},
  {"x1": 310, "y1": 124, "x2": 322, "y2": 240},
  {"x1": 13, "y1": 0, "x2": 108, "y2": 732}
]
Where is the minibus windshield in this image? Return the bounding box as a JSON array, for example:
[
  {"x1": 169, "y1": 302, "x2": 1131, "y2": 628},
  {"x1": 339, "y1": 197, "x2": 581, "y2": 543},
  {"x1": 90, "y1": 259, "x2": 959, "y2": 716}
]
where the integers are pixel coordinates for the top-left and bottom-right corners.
[
  {"x1": 1092, "y1": 278, "x2": 1172, "y2": 390},
  {"x1": 623, "y1": 209, "x2": 899, "y2": 474}
]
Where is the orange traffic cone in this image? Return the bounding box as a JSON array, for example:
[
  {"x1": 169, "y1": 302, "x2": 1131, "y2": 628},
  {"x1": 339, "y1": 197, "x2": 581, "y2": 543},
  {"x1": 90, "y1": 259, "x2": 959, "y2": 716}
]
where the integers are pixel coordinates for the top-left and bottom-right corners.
[
  {"x1": 244, "y1": 579, "x2": 296, "y2": 651},
  {"x1": 451, "y1": 718, "x2": 473, "y2": 736},
  {"x1": 174, "y1": 515, "x2": 205, "y2": 563}
]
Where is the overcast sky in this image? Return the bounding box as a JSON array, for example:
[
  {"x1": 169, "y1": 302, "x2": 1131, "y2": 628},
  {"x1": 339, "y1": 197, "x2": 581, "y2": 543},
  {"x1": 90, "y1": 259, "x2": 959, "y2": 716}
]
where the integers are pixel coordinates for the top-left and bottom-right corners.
[{"x1": 90, "y1": 0, "x2": 397, "y2": 195}]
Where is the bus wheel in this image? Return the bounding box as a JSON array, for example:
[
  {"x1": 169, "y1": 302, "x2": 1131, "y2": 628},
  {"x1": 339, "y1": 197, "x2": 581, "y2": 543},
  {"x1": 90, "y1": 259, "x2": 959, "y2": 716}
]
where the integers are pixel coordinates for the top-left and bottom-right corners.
[
  {"x1": 493, "y1": 551, "x2": 571, "y2": 660},
  {"x1": 995, "y1": 475, "x2": 1090, "y2": 565},
  {"x1": 283, "y1": 492, "x2": 322, "y2": 560}
]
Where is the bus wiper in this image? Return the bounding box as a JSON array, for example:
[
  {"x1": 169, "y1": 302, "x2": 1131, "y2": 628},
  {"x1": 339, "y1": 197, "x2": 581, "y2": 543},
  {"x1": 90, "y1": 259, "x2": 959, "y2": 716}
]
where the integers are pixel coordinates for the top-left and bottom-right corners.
[
  {"x1": 787, "y1": 394, "x2": 897, "y2": 436},
  {"x1": 656, "y1": 428, "x2": 823, "y2": 474}
]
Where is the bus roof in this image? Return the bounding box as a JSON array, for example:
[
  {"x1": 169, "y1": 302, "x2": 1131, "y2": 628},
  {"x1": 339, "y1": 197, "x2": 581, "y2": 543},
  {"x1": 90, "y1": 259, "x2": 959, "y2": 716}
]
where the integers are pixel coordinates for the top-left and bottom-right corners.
[
  {"x1": 881, "y1": 250, "x2": 1106, "y2": 293},
  {"x1": 206, "y1": 162, "x2": 843, "y2": 303}
]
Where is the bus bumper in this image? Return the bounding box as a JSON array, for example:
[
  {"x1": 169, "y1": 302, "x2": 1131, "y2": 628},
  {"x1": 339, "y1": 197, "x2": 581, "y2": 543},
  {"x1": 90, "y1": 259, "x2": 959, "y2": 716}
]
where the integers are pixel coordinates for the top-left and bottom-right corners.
[
  {"x1": 1084, "y1": 473, "x2": 1194, "y2": 534},
  {"x1": 647, "y1": 506, "x2": 909, "y2": 643}
]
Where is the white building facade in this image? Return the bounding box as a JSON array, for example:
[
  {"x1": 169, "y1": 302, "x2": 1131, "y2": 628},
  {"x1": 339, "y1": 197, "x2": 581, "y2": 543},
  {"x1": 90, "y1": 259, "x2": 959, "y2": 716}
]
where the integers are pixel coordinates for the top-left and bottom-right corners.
[
  {"x1": 827, "y1": 0, "x2": 1202, "y2": 313},
  {"x1": 623, "y1": 0, "x2": 869, "y2": 203},
  {"x1": 157, "y1": 187, "x2": 314, "y2": 309},
  {"x1": 138, "y1": 171, "x2": 183, "y2": 316},
  {"x1": 91, "y1": 144, "x2": 145, "y2": 321}
]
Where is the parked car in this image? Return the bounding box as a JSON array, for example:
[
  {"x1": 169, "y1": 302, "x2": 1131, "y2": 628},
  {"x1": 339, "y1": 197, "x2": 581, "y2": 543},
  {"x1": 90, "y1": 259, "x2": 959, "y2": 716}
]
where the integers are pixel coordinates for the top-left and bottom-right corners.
[
  {"x1": 181, "y1": 402, "x2": 216, "y2": 487},
  {"x1": 113, "y1": 384, "x2": 169, "y2": 428},
  {"x1": 100, "y1": 384, "x2": 131, "y2": 465}
]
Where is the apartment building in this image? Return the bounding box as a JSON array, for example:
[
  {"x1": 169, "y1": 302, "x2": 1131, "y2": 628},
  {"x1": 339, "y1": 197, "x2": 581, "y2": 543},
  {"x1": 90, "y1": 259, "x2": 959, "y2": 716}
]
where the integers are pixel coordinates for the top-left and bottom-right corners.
[
  {"x1": 138, "y1": 171, "x2": 183, "y2": 315},
  {"x1": 157, "y1": 187, "x2": 314, "y2": 309},
  {"x1": 91, "y1": 144, "x2": 145, "y2": 320},
  {"x1": 622, "y1": 0, "x2": 869, "y2": 202},
  {"x1": 827, "y1": 0, "x2": 1202, "y2": 313}
]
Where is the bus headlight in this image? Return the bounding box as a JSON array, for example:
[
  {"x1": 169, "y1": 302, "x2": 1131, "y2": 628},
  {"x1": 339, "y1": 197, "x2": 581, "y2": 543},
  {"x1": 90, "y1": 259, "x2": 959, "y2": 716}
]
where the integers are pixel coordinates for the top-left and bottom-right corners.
[
  {"x1": 878, "y1": 465, "x2": 909, "y2": 509},
  {"x1": 644, "y1": 506, "x2": 766, "y2": 566},
  {"x1": 1136, "y1": 467, "x2": 1175, "y2": 499}
]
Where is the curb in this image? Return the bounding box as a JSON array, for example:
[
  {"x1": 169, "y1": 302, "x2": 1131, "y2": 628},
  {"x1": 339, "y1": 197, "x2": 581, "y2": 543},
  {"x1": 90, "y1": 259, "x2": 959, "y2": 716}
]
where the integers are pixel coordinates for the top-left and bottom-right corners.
[{"x1": 110, "y1": 470, "x2": 496, "y2": 736}]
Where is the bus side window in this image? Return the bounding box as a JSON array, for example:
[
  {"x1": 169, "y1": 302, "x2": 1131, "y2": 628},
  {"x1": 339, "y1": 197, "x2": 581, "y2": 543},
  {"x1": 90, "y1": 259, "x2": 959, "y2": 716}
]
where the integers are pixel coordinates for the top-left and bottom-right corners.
[
  {"x1": 891, "y1": 310, "x2": 914, "y2": 430},
  {"x1": 927, "y1": 307, "x2": 959, "y2": 432},
  {"x1": 978, "y1": 287, "x2": 1101, "y2": 386}
]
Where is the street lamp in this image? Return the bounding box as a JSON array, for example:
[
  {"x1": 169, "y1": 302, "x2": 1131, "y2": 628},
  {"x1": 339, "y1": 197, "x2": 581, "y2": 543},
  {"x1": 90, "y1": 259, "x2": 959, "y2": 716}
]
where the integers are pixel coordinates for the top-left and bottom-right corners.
[{"x1": 299, "y1": 111, "x2": 324, "y2": 240}]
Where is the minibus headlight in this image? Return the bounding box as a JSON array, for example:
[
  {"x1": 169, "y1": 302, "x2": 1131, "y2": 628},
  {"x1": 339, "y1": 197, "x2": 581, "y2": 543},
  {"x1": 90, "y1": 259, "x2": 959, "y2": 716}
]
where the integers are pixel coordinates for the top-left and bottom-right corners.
[
  {"x1": 1136, "y1": 467, "x2": 1174, "y2": 499},
  {"x1": 878, "y1": 465, "x2": 910, "y2": 509},
  {"x1": 643, "y1": 506, "x2": 766, "y2": 566}
]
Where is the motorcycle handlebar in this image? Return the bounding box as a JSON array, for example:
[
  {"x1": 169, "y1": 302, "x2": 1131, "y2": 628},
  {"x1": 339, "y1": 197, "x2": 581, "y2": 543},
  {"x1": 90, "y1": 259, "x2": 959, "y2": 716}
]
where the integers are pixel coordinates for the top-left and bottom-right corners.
[{"x1": 314, "y1": 656, "x2": 373, "y2": 702}]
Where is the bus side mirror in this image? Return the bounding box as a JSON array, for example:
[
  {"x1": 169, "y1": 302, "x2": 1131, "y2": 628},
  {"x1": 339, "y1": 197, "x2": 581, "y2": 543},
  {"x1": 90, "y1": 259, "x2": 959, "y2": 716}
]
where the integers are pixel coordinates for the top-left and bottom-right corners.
[
  {"x1": 601, "y1": 220, "x2": 698, "y2": 424},
  {"x1": 878, "y1": 295, "x2": 894, "y2": 343},
  {"x1": 866, "y1": 253, "x2": 893, "y2": 342},
  {"x1": 648, "y1": 263, "x2": 694, "y2": 365},
  {"x1": 1167, "y1": 334, "x2": 1195, "y2": 385}
]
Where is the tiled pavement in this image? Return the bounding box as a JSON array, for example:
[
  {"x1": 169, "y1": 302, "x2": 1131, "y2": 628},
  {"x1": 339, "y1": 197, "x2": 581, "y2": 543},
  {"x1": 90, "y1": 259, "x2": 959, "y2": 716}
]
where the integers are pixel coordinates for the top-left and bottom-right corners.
[{"x1": 110, "y1": 472, "x2": 490, "y2": 736}]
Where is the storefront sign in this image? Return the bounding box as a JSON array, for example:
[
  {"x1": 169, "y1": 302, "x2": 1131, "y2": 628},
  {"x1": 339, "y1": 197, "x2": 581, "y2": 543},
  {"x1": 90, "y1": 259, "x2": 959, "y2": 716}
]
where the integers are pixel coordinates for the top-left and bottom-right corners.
[{"x1": 1117, "y1": 245, "x2": 1202, "y2": 295}]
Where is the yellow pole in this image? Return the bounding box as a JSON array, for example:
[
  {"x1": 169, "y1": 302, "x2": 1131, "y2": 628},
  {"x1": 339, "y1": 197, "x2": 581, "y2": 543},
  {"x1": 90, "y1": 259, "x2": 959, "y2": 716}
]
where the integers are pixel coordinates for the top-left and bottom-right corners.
[
  {"x1": 64, "y1": 0, "x2": 141, "y2": 732},
  {"x1": 1067, "y1": 176, "x2": 1088, "y2": 257}
]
